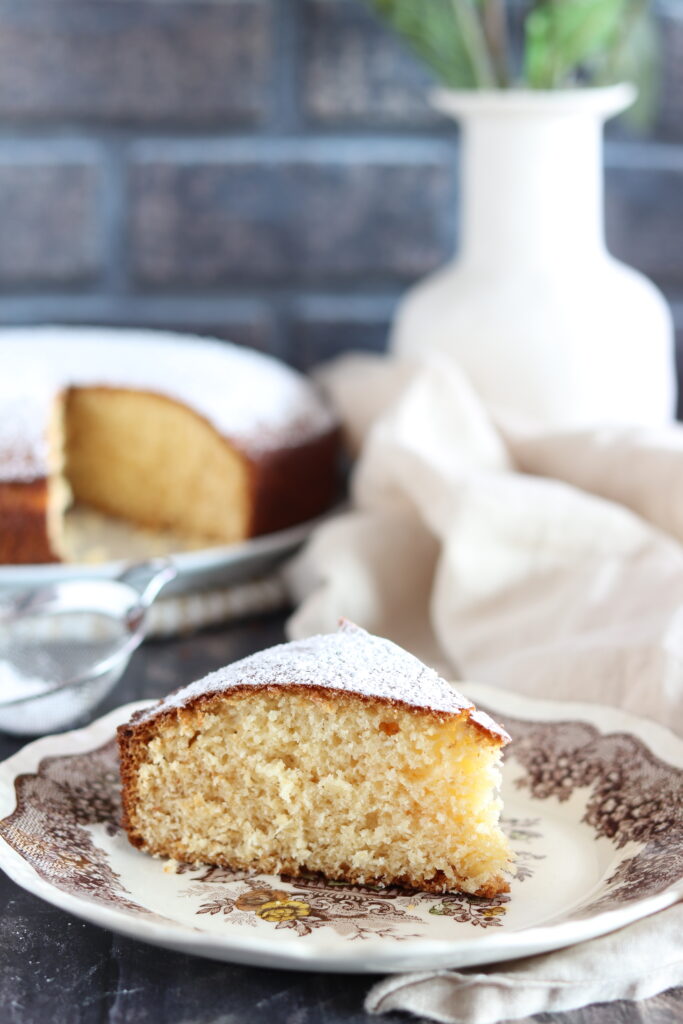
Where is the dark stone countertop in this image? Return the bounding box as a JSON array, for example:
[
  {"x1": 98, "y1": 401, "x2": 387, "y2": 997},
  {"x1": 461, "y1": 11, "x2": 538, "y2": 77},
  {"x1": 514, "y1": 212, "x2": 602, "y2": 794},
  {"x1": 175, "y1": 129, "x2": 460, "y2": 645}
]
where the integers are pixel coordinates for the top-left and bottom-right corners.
[{"x1": 0, "y1": 612, "x2": 680, "y2": 1024}]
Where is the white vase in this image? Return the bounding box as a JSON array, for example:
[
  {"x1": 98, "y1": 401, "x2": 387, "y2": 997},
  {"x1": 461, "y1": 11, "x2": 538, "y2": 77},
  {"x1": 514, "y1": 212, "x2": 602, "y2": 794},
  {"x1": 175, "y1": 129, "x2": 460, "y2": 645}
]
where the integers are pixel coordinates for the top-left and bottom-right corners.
[{"x1": 390, "y1": 85, "x2": 676, "y2": 428}]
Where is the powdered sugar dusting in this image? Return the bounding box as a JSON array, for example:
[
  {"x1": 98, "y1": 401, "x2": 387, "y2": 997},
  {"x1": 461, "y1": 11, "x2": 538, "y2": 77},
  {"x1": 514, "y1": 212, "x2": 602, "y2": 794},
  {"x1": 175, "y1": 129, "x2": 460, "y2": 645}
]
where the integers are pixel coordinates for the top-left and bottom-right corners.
[
  {"x1": 0, "y1": 379, "x2": 53, "y2": 482},
  {"x1": 0, "y1": 326, "x2": 336, "y2": 481},
  {"x1": 137, "y1": 621, "x2": 509, "y2": 742},
  {"x1": 469, "y1": 708, "x2": 511, "y2": 742}
]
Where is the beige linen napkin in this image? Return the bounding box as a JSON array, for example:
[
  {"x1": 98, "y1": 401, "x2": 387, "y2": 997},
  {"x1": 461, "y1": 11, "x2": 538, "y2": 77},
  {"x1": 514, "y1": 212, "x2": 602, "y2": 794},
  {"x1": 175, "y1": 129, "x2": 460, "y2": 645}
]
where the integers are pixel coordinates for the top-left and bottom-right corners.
[
  {"x1": 289, "y1": 352, "x2": 683, "y2": 732},
  {"x1": 366, "y1": 903, "x2": 683, "y2": 1023},
  {"x1": 285, "y1": 351, "x2": 683, "y2": 1021}
]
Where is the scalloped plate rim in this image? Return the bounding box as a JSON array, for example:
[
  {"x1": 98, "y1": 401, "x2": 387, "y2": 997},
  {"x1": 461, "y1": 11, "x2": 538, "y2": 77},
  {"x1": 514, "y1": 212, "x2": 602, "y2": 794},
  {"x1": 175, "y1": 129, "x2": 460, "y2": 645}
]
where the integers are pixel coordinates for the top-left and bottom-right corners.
[{"x1": 0, "y1": 688, "x2": 681, "y2": 974}]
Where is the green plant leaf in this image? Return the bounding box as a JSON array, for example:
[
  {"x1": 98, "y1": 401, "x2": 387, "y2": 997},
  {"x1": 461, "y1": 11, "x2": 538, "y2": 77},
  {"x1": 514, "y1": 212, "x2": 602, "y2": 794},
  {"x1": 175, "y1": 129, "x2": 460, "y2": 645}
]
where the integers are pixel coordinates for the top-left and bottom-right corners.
[
  {"x1": 364, "y1": 0, "x2": 496, "y2": 88},
  {"x1": 524, "y1": 0, "x2": 629, "y2": 88},
  {"x1": 363, "y1": 0, "x2": 657, "y2": 100},
  {"x1": 477, "y1": 0, "x2": 511, "y2": 86},
  {"x1": 597, "y1": 0, "x2": 659, "y2": 126}
]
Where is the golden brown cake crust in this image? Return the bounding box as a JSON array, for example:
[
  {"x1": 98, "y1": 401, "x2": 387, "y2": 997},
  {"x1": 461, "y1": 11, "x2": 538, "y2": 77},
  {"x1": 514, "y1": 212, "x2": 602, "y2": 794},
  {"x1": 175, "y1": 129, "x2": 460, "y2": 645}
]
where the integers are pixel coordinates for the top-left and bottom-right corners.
[
  {"x1": 0, "y1": 480, "x2": 58, "y2": 563},
  {"x1": 245, "y1": 425, "x2": 341, "y2": 537}
]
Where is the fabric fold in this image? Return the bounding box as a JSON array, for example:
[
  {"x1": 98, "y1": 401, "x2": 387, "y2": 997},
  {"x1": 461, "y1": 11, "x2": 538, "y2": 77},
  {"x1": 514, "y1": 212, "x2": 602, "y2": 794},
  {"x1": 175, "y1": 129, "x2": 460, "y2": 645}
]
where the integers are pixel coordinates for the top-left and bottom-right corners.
[
  {"x1": 290, "y1": 353, "x2": 683, "y2": 732},
  {"x1": 365, "y1": 904, "x2": 683, "y2": 1024}
]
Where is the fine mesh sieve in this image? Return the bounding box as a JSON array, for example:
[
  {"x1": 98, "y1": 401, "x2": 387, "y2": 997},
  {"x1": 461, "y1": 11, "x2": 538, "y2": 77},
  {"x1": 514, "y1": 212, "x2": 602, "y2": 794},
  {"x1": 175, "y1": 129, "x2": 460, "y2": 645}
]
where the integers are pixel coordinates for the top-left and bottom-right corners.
[{"x1": 0, "y1": 559, "x2": 176, "y2": 736}]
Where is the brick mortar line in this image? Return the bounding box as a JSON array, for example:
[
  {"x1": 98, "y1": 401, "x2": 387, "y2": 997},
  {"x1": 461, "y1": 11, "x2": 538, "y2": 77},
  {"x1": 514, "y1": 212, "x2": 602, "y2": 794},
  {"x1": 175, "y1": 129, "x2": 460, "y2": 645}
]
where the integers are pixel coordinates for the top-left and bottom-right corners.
[
  {"x1": 0, "y1": 139, "x2": 103, "y2": 162},
  {"x1": 99, "y1": 139, "x2": 129, "y2": 296},
  {"x1": 0, "y1": 121, "x2": 677, "y2": 150},
  {"x1": 0, "y1": 133, "x2": 460, "y2": 166},
  {"x1": 0, "y1": 134, "x2": 679, "y2": 172},
  {"x1": 605, "y1": 140, "x2": 683, "y2": 173},
  {"x1": 128, "y1": 134, "x2": 458, "y2": 162},
  {"x1": 260, "y1": 295, "x2": 294, "y2": 364},
  {"x1": 0, "y1": 289, "x2": 402, "y2": 311},
  {"x1": 0, "y1": 123, "x2": 460, "y2": 141},
  {"x1": 0, "y1": 289, "x2": 679, "y2": 314},
  {"x1": 266, "y1": 0, "x2": 304, "y2": 134}
]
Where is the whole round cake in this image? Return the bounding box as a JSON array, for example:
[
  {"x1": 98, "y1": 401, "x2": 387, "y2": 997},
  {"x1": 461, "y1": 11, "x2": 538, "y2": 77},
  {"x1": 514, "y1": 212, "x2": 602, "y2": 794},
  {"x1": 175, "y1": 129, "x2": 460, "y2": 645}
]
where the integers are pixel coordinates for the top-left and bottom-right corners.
[{"x1": 0, "y1": 326, "x2": 339, "y2": 563}]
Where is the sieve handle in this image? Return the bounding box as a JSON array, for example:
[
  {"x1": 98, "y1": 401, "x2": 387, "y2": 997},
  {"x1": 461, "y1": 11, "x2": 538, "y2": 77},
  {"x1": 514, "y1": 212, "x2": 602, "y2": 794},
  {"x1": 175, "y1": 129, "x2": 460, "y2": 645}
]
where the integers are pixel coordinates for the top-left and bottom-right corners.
[{"x1": 117, "y1": 558, "x2": 177, "y2": 613}]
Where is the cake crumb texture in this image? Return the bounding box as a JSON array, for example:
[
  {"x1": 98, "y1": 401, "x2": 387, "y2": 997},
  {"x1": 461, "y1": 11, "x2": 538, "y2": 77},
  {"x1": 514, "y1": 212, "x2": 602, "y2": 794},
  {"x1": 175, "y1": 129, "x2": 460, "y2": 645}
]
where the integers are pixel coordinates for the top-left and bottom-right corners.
[{"x1": 119, "y1": 624, "x2": 512, "y2": 896}]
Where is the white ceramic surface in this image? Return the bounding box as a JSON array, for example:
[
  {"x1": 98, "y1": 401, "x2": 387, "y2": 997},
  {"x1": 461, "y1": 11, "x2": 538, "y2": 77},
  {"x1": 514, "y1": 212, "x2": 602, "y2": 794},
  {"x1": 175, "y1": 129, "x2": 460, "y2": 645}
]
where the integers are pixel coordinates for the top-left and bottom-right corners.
[
  {"x1": 0, "y1": 511, "x2": 326, "y2": 597},
  {"x1": 391, "y1": 85, "x2": 675, "y2": 428},
  {"x1": 0, "y1": 685, "x2": 680, "y2": 973}
]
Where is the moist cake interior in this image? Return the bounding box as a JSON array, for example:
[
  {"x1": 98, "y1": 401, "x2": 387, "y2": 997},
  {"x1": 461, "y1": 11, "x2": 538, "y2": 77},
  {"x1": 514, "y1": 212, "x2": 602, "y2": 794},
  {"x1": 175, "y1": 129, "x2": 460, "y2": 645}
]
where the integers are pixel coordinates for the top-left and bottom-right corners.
[
  {"x1": 62, "y1": 387, "x2": 249, "y2": 546},
  {"x1": 122, "y1": 686, "x2": 511, "y2": 896}
]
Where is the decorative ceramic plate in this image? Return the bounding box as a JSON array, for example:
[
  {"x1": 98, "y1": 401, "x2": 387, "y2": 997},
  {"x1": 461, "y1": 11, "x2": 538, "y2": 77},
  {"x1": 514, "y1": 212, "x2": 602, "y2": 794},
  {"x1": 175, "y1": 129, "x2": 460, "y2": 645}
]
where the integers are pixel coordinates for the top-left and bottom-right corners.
[{"x1": 0, "y1": 685, "x2": 681, "y2": 973}]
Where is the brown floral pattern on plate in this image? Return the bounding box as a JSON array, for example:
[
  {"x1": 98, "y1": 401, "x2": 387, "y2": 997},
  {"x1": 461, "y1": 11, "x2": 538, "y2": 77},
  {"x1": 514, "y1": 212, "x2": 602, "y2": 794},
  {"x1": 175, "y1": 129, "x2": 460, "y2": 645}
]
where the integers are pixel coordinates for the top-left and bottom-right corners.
[
  {"x1": 0, "y1": 739, "x2": 147, "y2": 915},
  {"x1": 499, "y1": 713, "x2": 683, "y2": 917},
  {"x1": 0, "y1": 705, "x2": 680, "y2": 943},
  {"x1": 181, "y1": 866, "x2": 527, "y2": 937},
  {"x1": 193, "y1": 876, "x2": 425, "y2": 940}
]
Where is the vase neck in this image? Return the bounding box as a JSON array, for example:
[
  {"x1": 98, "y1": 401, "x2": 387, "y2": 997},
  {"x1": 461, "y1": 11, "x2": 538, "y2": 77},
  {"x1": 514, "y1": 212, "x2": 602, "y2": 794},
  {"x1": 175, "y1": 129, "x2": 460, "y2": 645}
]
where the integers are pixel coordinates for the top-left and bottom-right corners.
[{"x1": 458, "y1": 111, "x2": 607, "y2": 272}]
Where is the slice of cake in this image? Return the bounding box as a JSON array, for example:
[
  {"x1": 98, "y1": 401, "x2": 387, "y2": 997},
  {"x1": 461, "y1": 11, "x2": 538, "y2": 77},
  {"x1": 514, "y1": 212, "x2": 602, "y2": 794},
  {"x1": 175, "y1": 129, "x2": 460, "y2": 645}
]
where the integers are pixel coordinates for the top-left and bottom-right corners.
[{"x1": 118, "y1": 622, "x2": 512, "y2": 896}]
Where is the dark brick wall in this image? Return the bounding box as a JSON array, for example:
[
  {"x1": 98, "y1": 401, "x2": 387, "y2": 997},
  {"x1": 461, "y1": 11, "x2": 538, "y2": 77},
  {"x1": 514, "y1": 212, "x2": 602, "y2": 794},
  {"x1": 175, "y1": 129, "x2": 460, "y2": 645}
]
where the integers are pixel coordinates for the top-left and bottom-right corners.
[{"x1": 0, "y1": 0, "x2": 681, "y2": 376}]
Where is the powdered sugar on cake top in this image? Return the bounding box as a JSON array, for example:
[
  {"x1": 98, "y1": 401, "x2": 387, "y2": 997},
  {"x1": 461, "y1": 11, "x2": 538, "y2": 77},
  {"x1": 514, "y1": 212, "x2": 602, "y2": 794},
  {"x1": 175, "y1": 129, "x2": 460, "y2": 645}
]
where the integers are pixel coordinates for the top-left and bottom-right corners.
[
  {"x1": 0, "y1": 326, "x2": 336, "y2": 481},
  {"x1": 0, "y1": 387, "x2": 53, "y2": 483},
  {"x1": 137, "y1": 621, "x2": 510, "y2": 742}
]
